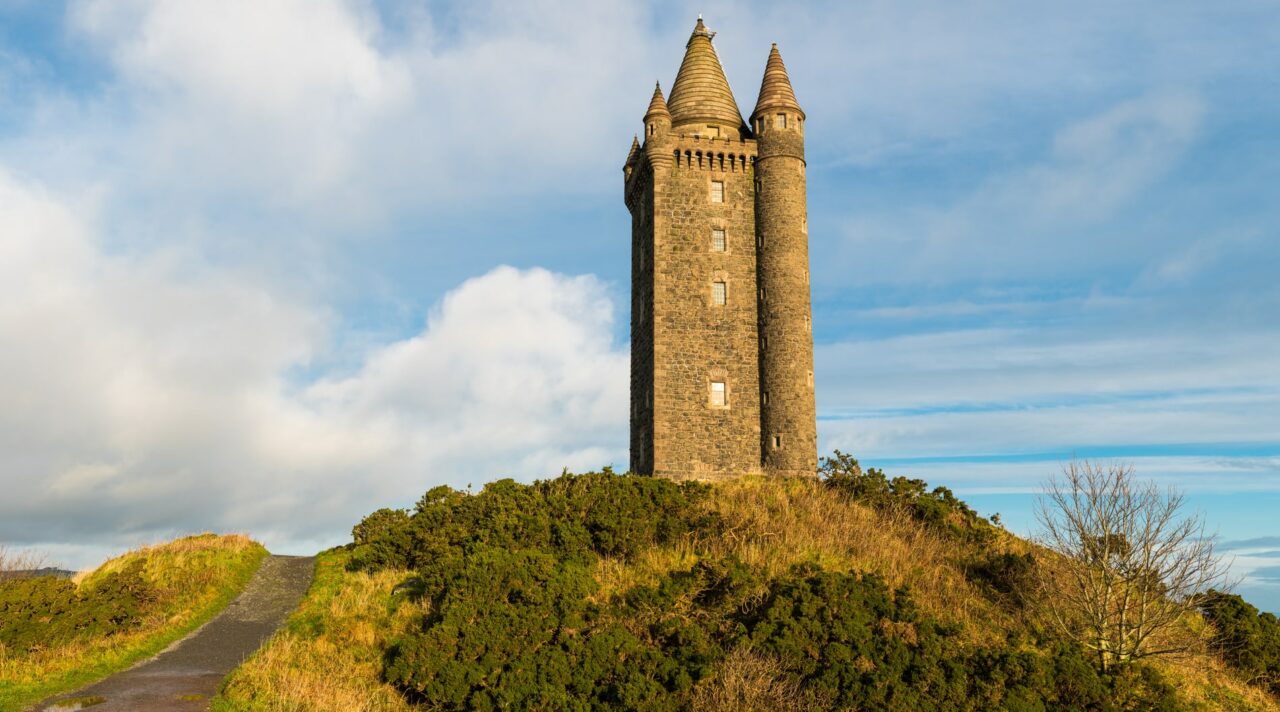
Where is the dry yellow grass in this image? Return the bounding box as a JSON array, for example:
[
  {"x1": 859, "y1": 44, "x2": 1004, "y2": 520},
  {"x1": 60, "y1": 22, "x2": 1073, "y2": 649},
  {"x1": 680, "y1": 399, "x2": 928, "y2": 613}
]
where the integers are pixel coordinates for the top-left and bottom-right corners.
[
  {"x1": 0, "y1": 533, "x2": 266, "y2": 711},
  {"x1": 213, "y1": 549, "x2": 417, "y2": 712},
  {"x1": 594, "y1": 475, "x2": 1017, "y2": 646},
  {"x1": 1159, "y1": 655, "x2": 1280, "y2": 711}
]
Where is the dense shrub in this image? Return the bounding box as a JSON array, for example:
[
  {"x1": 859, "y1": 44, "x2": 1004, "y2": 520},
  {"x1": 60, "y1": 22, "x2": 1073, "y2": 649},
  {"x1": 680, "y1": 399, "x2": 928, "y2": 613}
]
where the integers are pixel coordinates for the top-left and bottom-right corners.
[
  {"x1": 1199, "y1": 589, "x2": 1280, "y2": 696},
  {"x1": 348, "y1": 473, "x2": 717, "y2": 575},
  {"x1": 354, "y1": 469, "x2": 1194, "y2": 710},
  {"x1": 965, "y1": 551, "x2": 1039, "y2": 611},
  {"x1": 0, "y1": 560, "x2": 156, "y2": 651},
  {"x1": 819, "y1": 450, "x2": 994, "y2": 544}
]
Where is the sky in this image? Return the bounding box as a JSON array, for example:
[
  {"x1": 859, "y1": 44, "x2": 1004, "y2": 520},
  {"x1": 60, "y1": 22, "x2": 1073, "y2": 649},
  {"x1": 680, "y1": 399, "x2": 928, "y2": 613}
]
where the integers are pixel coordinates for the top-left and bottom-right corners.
[{"x1": 1, "y1": 0, "x2": 1277, "y2": 610}]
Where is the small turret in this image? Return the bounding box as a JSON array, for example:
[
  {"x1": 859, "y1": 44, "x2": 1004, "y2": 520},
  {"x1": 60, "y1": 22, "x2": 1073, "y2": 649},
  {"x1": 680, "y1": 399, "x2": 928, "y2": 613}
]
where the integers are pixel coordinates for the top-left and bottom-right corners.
[
  {"x1": 752, "y1": 44, "x2": 804, "y2": 122},
  {"x1": 643, "y1": 81, "x2": 671, "y2": 141},
  {"x1": 623, "y1": 135, "x2": 640, "y2": 179},
  {"x1": 750, "y1": 43, "x2": 804, "y2": 157}
]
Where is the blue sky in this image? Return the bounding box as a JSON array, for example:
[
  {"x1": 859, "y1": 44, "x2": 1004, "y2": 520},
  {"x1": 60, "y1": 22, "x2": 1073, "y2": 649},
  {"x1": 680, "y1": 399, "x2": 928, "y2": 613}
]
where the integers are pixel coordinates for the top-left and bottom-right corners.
[{"x1": 1, "y1": 1, "x2": 1277, "y2": 610}]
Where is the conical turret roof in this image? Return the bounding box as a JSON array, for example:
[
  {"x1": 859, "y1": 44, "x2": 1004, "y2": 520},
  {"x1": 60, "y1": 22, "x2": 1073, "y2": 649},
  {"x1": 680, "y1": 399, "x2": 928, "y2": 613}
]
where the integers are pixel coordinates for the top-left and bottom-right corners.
[
  {"x1": 645, "y1": 82, "x2": 669, "y2": 119},
  {"x1": 626, "y1": 135, "x2": 640, "y2": 165},
  {"x1": 666, "y1": 18, "x2": 745, "y2": 130},
  {"x1": 752, "y1": 43, "x2": 804, "y2": 120}
]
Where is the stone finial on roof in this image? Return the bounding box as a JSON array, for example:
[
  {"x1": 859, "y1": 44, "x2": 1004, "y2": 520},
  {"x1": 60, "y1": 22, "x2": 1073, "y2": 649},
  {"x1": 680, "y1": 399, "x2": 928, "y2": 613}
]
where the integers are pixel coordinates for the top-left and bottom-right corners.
[
  {"x1": 644, "y1": 81, "x2": 670, "y2": 120},
  {"x1": 752, "y1": 43, "x2": 804, "y2": 120},
  {"x1": 666, "y1": 17, "x2": 745, "y2": 131}
]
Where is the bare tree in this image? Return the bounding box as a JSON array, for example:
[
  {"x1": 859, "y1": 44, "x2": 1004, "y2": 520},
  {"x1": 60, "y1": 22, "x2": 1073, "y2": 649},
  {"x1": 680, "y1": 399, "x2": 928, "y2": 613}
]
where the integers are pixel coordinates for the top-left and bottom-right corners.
[
  {"x1": 1035, "y1": 461, "x2": 1232, "y2": 671},
  {"x1": 0, "y1": 544, "x2": 48, "y2": 582}
]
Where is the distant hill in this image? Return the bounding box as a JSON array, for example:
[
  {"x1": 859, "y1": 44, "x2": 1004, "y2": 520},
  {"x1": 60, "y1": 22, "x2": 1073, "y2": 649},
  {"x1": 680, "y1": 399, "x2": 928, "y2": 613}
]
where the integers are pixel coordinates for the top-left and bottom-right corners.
[
  {"x1": 217, "y1": 464, "x2": 1280, "y2": 711},
  {"x1": 3, "y1": 567, "x2": 76, "y2": 579}
]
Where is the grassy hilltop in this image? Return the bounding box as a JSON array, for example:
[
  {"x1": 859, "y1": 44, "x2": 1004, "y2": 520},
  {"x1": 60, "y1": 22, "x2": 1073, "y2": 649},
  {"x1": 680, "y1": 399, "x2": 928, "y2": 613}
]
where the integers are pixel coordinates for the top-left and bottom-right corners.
[
  {"x1": 0, "y1": 533, "x2": 266, "y2": 711},
  {"x1": 216, "y1": 461, "x2": 1280, "y2": 711}
]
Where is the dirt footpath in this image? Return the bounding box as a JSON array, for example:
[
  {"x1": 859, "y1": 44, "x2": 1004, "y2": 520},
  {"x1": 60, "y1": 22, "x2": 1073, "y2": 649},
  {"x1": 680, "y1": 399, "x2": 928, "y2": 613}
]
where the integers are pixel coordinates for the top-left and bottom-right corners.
[{"x1": 39, "y1": 554, "x2": 315, "y2": 712}]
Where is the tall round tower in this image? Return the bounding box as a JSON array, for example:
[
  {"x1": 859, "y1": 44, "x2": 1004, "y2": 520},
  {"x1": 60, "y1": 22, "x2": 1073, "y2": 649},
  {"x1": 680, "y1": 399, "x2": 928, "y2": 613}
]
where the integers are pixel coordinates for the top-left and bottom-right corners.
[{"x1": 752, "y1": 44, "x2": 817, "y2": 476}]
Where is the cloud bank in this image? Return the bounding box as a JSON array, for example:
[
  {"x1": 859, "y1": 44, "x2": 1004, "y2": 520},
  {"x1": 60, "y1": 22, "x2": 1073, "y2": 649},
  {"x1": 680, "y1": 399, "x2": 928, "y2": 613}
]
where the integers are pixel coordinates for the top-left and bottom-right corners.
[{"x1": 0, "y1": 167, "x2": 626, "y2": 560}]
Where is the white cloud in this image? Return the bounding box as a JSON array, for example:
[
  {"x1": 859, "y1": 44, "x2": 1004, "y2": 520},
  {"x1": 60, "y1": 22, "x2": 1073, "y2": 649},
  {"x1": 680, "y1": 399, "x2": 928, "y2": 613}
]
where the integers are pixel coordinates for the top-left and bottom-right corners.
[
  {"x1": 29, "y1": 0, "x2": 656, "y2": 234},
  {"x1": 832, "y1": 91, "x2": 1206, "y2": 285},
  {"x1": 0, "y1": 168, "x2": 627, "y2": 566},
  {"x1": 816, "y1": 322, "x2": 1280, "y2": 458}
]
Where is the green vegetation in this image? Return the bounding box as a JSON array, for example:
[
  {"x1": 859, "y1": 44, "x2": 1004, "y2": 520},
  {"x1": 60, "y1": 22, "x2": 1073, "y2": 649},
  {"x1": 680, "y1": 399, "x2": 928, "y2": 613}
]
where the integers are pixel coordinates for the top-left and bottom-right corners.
[
  {"x1": 214, "y1": 549, "x2": 416, "y2": 712},
  {"x1": 218, "y1": 460, "x2": 1280, "y2": 710},
  {"x1": 1200, "y1": 590, "x2": 1280, "y2": 697},
  {"x1": 0, "y1": 534, "x2": 266, "y2": 711}
]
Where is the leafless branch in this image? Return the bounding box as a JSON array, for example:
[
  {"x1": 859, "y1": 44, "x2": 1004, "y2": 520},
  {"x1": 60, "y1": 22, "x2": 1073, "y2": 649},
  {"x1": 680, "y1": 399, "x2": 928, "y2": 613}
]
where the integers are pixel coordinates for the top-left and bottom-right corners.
[{"x1": 1034, "y1": 461, "x2": 1232, "y2": 671}]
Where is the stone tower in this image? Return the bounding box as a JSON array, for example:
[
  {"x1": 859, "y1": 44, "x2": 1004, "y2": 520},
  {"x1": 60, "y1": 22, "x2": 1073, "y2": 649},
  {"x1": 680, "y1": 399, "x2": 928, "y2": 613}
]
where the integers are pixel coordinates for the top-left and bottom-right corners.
[{"x1": 624, "y1": 18, "x2": 817, "y2": 479}]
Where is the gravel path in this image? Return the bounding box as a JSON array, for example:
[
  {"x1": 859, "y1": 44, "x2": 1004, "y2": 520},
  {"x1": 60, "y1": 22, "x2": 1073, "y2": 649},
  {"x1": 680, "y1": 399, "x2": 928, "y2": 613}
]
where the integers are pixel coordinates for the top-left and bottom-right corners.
[{"x1": 38, "y1": 554, "x2": 315, "y2": 712}]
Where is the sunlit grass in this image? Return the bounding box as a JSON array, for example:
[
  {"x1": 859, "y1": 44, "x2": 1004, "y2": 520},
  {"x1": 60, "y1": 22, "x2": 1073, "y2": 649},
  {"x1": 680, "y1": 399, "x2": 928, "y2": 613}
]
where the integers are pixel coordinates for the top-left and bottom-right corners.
[
  {"x1": 213, "y1": 549, "x2": 416, "y2": 712},
  {"x1": 0, "y1": 533, "x2": 266, "y2": 711}
]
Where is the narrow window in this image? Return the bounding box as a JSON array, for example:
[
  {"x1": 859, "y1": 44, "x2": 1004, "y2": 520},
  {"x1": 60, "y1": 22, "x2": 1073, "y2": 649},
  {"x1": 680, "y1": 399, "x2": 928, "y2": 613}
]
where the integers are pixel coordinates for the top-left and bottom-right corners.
[
  {"x1": 710, "y1": 181, "x2": 724, "y2": 203},
  {"x1": 772, "y1": 434, "x2": 782, "y2": 449},
  {"x1": 776, "y1": 113, "x2": 787, "y2": 128},
  {"x1": 712, "y1": 281, "x2": 727, "y2": 306},
  {"x1": 760, "y1": 336, "x2": 768, "y2": 350},
  {"x1": 759, "y1": 286, "x2": 766, "y2": 303},
  {"x1": 763, "y1": 392, "x2": 770, "y2": 406},
  {"x1": 712, "y1": 228, "x2": 726, "y2": 252},
  {"x1": 710, "y1": 381, "x2": 726, "y2": 406}
]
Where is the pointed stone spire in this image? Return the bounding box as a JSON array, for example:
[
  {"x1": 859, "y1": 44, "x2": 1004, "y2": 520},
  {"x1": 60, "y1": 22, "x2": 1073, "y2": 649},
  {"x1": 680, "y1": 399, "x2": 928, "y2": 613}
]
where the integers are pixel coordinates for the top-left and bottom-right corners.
[
  {"x1": 752, "y1": 43, "x2": 804, "y2": 120},
  {"x1": 626, "y1": 135, "x2": 640, "y2": 164},
  {"x1": 644, "y1": 81, "x2": 670, "y2": 120},
  {"x1": 666, "y1": 17, "x2": 746, "y2": 131}
]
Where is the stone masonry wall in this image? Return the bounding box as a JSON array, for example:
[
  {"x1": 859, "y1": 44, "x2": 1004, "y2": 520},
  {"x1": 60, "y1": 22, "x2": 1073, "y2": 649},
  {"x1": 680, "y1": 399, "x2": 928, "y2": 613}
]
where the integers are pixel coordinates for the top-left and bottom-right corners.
[
  {"x1": 639, "y1": 135, "x2": 762, "y2": 479},
  {"x1": 628, "y1": 163, "x2": 655, "y2": 474},
  {"x1": 755, "y1": 111, "x2": 818, "y2": 475}
]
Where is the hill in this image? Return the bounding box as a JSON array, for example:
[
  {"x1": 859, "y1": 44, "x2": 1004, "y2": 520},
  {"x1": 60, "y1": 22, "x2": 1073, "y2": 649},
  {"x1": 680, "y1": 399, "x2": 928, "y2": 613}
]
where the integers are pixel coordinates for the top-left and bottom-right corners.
[
  {"x1": 0, "y1": 533, "x2": 266, "y2": 711},
  {"x1": 216, "y1": 465, "x2": 1279, "y2": 711}
]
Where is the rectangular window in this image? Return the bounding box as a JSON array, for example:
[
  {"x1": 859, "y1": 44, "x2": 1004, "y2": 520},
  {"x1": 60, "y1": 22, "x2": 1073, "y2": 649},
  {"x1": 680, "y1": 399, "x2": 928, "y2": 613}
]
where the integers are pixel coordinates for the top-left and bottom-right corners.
[
  {"x1": 710, "y1": 381, "x2": 726, "y2": 406},
  {"x1": 712, "y1": 228, "x2": 726, "y2": 252},
  {"x1": 710, "y1": 181, "x2": 724, "y2": 203},
  {"x1": 772, "y1": 434, "x2": 782, "y2": 449},
  {"x1": 776, "y1": 113, "x2": 787, "y2": 128},
  {"x1": 762, "y1": 392, "x2": 769, "y2": 406},
  {"x1": 712, "y1": 281, "x2": 727, "y2": 306}
]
